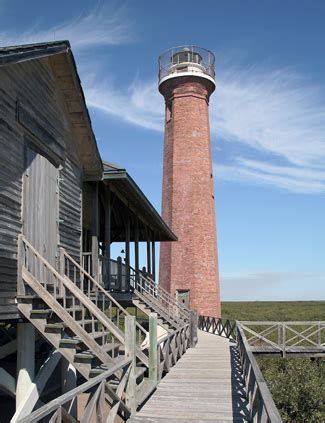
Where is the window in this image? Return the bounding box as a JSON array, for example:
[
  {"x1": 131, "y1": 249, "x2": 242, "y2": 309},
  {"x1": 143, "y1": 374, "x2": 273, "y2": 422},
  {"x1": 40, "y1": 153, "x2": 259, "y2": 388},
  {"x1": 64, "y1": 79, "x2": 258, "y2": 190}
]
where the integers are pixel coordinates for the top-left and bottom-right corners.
[{"x1": 166, "y1": 102, "x2": 172, "y2": 122}]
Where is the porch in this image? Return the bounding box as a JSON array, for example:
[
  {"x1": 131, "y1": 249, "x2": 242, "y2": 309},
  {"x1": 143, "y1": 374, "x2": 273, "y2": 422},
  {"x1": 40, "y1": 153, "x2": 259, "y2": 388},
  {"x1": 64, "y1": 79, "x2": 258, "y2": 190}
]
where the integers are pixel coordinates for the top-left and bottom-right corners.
[{"x1": 82, "y1": 162, "x2": 177, "y2": 300}]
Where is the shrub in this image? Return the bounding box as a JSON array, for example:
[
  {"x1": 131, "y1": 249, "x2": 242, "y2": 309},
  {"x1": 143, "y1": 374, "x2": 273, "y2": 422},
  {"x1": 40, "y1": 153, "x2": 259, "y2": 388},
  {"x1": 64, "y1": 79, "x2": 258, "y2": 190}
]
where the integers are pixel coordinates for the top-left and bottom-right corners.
[{"x1": 259, "y1": 358, "x2": 324, "y2": 422}]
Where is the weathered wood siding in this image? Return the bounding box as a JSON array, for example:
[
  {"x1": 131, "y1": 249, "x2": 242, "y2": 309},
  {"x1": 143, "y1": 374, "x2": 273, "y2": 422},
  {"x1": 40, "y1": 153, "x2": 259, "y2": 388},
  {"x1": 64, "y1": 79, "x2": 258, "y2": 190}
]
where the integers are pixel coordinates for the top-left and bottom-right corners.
[
  {"x1": 0, "y1": 57, "x2": 83, "y2": 320},
  {"x1": 59, "y1": 157, "x2": 82, "y2": 261}
]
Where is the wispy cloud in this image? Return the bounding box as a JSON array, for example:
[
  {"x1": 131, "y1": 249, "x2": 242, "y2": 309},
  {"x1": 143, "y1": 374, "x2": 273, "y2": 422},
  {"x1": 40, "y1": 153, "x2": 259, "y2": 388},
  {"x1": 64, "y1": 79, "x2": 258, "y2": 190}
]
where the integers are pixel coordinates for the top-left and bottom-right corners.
[
  {"x1": 85, "y1": 78, "x2": 164, "y2": 131},
  {"x1": 221, "y1": 271, "x2": 325, "y2": 301},
  {"x1": 212, "y1": 67, "x2": 325, "y2": 167},
  {"x1": 86, "y1": 64, "x2": 325, "y2": 193},
  {"x1": 214, "y1": 158, "x2": 325, "y2": 194},
  {"x1": 0, "y1": 3, "x2": 132, "y2": 49}
]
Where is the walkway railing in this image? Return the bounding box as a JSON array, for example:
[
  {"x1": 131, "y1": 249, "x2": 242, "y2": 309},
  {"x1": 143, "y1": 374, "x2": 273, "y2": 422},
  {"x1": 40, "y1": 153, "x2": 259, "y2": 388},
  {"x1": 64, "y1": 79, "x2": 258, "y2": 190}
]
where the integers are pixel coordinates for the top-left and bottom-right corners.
[
  {"x1": 81, "y1": 252, "x2": 190, "y2": 324},
  {"x1": 157, "y1": 323, "x2": 190, "y2": 380},
  {"x1": 236, "y1": 325, "x2": 283, "y2": 422},
  {"x1": 133, "y1": 272, "x2": 190, "y2": 324},
  {"x1": 239, "y1": 321, "x2": 325, "y2": 357},
  {"x1": 198, "y1": 316, "x2": 282, "y2": 423},
  {"x1": 63, "y1": 250, "x2": 148, "y2": 352},
  {"x1": 198, "y1": 315, "x2": 237, "y2": 340},
  {"x1": 17, "y1": 358, "x2": 134, "y2": 423}
]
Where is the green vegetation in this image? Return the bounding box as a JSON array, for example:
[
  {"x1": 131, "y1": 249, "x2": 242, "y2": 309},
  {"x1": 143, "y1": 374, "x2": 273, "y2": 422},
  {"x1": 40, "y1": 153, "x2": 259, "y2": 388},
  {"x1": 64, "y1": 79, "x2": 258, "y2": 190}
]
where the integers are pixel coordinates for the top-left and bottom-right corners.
[
  {"x1": 222, "y1": 300, "x2": 325, "y2": 322},
  {"x1": 221, "y1": 301, "x2": 325, "y2": 422},
  {"x1": 259, "y1": 357, "x2": 324, "y2": 422}
]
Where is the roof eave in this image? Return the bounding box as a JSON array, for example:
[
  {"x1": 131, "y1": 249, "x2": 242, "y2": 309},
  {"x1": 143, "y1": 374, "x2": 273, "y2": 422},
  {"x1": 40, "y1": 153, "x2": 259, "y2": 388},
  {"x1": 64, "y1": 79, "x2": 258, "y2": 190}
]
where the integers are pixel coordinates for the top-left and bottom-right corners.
[{"x1": 103, "y1": 170, "x2": 177, "y2": 242}]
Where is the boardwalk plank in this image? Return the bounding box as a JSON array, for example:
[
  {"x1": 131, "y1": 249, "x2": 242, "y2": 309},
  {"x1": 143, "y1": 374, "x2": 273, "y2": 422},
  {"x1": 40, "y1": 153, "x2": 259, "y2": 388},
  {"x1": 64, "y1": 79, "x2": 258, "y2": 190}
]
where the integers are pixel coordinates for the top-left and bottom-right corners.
[{"x1": 128, "y1": 331, "x2": 250, "y2": 422}]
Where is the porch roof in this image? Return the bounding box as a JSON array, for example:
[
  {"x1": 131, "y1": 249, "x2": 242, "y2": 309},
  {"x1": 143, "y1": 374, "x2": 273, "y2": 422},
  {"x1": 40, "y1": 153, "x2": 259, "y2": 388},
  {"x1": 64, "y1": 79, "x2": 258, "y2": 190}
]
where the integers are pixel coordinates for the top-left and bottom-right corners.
[{"x1": 103, "y1": 161, "x2": 177, "y2": 242}]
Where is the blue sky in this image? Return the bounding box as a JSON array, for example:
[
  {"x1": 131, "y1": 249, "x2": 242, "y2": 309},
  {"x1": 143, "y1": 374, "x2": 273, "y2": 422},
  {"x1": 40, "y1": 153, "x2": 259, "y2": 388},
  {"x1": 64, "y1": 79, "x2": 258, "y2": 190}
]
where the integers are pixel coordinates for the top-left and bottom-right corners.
[{"x1": 1, "y1": 0, "x2": 325, "y2": 301}]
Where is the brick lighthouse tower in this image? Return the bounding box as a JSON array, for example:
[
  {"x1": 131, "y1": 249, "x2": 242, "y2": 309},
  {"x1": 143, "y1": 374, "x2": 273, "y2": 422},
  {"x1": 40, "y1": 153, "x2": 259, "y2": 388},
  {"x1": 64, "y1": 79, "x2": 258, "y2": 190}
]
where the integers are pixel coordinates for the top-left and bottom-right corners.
[{"x1": 158, "y1": 46, "x2": 221, "y2": 317}]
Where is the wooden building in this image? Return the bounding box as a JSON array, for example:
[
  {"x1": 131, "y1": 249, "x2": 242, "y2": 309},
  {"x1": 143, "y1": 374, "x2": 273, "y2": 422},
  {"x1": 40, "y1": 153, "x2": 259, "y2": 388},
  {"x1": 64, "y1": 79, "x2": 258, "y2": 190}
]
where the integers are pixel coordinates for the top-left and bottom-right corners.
[
  {"x1": 0, "y1": 41, "x2": 102, "y2": 321},
  {"x1": 0, "y1": 41, "x2": 176, "y2": 322}
]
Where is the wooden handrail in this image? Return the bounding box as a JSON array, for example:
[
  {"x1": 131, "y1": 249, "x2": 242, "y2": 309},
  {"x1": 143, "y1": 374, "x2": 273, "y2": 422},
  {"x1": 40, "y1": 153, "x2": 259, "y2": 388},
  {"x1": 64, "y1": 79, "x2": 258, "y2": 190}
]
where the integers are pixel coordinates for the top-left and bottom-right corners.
[
  {"x1": 145, "y1": 274, "x2": 190, "y2": 317},
  {"x1": 84, "y1": 252, "x2": 190, "y2": 323},
  {"x1": 16, "y1": 358, "x2": 133, "y2": 422},
  {"x1": 236, "y1": 325, "x2": 283, "y2": 422},
  {"x1": 238, "y1": 321, "x2": 325, "y2": 357},
  {"x1": 63, "y1": 250, "x2": 148, "y2": 341},
  {"x1": 198, "y1": 315, "x2": 282, "y2": 422},
  {"x1": 134, "y1": 272, "x2": 190, "y2": 324},
  {"x1": 198, "y1": 315, "x2": 237, "y2": 341},
  {"x1": 19, "y1": 236, "x2": 149, "y2": 367},
  {"x1": 62, "y1": 249, "x2": 149, "y2": 366}
]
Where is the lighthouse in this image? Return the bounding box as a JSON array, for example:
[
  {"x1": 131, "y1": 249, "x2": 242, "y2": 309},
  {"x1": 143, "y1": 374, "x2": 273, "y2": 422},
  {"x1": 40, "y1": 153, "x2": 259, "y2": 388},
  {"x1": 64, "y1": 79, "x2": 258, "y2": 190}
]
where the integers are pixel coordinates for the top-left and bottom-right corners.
[{"x1": 158, "y1": 46, "x2": 221, "y2": 317}]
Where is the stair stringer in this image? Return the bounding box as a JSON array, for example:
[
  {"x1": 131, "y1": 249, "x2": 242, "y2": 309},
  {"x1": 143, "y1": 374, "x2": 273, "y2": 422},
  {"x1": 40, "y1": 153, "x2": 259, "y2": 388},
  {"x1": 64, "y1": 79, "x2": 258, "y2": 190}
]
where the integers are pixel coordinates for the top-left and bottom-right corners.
[
  {"x1": 19, "y1": 268, "x2": 118, "y2": 373},
  {"x1": 18, "y1": 302, "x2": 92, "y2": 379},
  {"x1": 133, "y1": 289, "x2": 181, "y2": 329}
]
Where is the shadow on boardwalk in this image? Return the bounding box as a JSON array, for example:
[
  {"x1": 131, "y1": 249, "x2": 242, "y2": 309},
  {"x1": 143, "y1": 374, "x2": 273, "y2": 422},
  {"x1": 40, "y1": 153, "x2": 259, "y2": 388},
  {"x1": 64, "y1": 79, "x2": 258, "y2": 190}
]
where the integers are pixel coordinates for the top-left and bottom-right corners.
[
  {"x1": 230, "y1": 344, "x2": 250, "y2": 421},
  {"x1": 129, "y1": 331, "x2": 251, "y2": 422}
]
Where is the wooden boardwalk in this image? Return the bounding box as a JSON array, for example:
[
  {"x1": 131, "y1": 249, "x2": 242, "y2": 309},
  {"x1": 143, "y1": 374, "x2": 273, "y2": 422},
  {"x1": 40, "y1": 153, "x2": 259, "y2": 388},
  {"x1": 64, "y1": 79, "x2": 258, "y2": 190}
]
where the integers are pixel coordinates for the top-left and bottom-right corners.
[{"x1": 129, "y1": 331, "x2": 250, "y2": 422}]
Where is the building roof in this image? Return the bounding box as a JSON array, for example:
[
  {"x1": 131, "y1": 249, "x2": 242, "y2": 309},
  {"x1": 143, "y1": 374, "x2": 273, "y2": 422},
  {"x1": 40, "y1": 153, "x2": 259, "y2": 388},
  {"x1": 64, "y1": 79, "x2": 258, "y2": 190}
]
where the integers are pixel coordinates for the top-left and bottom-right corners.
[
  {"x1": 102, "y1": 161, "x2": 177, "y2": 242},
  {"x1": 0, "y1": 40, "x2": 102, "y2": 180}
]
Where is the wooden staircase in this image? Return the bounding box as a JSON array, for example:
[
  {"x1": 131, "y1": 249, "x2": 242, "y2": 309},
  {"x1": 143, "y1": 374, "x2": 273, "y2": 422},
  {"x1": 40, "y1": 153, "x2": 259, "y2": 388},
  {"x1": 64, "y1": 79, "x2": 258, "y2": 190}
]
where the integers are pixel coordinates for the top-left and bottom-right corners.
[
  {"x1": 17, "y1": 236, "x2": 149, "y2": 387},
  {"x1": 131, "y1": 272, "x2": 190, "y2": 332}
]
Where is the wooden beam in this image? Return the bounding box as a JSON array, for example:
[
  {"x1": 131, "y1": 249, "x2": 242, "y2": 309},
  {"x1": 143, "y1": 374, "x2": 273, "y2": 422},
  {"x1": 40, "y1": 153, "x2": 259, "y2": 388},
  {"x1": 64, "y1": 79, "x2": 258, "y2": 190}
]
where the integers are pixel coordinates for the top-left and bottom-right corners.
[
  {"x1": 134, "y1": 217, "x2": 139, "y2": 284},
  {"x1": 91, "y1": 182, "x2": 99, "y2": 280},
  {"x1": 125, "y1": 211, "x2": 130, "y2": 290},
  {"x1": 0, "y1": 368, "x2": 16, "y2": 398},
  {"x1": 12, "y1": 349, "x2": 61, "y2": 422},
  {"x1": 151, "y1": 236, "x2": 156, "y2": 281},
  {"x1": 146, "y1": 227, "x2": 151, "y2": 276},
  {"x1": 16, "y1": 322, "x2": 35, "y2": 409},
  {"x1": 125, "y1": 316, "x2": 136, "y2": 414},
  {"x1": 105, "y1": 187, "x2": 111, "y2": 288},
  {"x1": 61, "y1": 358, "x2": 77, "y2": 418},
  {"x1": 0, "y1": 339, "x2": 17, "y2": 360},
  {"x1": 149, "y1": 313, "x2": 158, "y2": 385},
  {"x1": 190, "y1": 310, "x2": 198, "y2": 348}
]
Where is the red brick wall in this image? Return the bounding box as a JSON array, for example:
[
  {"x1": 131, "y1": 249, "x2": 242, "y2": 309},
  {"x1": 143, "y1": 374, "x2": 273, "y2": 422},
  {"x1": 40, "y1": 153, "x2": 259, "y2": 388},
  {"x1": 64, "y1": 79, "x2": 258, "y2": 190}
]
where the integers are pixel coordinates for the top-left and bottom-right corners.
[{"x1": 159, "y1": 76, "x2": 221, "y2": 317}]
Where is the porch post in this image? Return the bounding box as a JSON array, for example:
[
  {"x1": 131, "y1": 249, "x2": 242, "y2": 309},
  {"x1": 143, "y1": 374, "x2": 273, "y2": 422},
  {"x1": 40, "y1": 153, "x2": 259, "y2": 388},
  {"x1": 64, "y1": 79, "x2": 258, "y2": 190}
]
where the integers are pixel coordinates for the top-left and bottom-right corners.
[
  {"x1": 125, "y1": 211, "x2": 130, "y2": 290},
  {"x1": 105, "y1": 186, "x2": 111, "y2": 289},
  {"x1": 61, "y1": 358, "x2": 77, "y2": 418},
  {"x1": 134, "y1": 216, "x2": 139, "y2": 285},
  {"x1": 91, "y1": 182, "x2": 99, "y2": 280},
  {"x1": 16, "y1": 322, "x2": 35, "y2": 408},
  {"x1": 146, "y1": 227, "x2": 151, "y2": 277},
  {"x1": 151, "y1": 235, "x2": 156, "y2": 281}
]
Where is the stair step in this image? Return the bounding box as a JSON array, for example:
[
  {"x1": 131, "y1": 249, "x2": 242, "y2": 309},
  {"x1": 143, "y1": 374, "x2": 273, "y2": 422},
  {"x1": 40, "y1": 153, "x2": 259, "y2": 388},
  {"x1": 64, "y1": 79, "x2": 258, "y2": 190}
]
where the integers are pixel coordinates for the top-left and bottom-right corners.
[
  {"x1": 30, "y1": 309, "x2": 53, "y2": 319},
  {"x1": 59, "y1": 338, "x2": 80, "y2": 348},
  {"x1": 74, "y1": 343, "x2": 121, "y2": 363},
  {"x1": 59, "y1": 331, "x2": 112, "y2": 349},
  {"x1": 30, "y1": 306, "x2": 83, "y2": 318},
  {"x1": 76, "y1": 319, "x2": 97, "y2": 326},
  {"x1": 89, "y1": 364, "x2": 146, "y2": 380},
  {"x1": 45, "y1": 323, "x2": 65, "y2": 333},
  {"x1": 89, "y1": 365, "x2": 109, "y2": 377}
]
